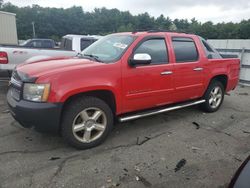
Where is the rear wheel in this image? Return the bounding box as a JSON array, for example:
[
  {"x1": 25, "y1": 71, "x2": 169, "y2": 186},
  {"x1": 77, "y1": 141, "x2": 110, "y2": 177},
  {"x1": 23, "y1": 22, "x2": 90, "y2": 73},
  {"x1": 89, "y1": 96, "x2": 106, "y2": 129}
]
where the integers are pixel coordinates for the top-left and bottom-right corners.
[
  {"x1": 201, "y1": 81, "x2": 225, "y2": 112},
  {"x1": 61, "y1": 96, "x2": 114, "y2": 149}
]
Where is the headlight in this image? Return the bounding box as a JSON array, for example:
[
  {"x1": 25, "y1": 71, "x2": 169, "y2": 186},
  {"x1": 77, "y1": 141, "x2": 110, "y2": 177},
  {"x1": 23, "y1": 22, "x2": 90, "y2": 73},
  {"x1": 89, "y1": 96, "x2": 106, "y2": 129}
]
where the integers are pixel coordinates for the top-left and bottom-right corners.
[{"x1": 23, "y1": 83, "x2": 50, "y2": 102}]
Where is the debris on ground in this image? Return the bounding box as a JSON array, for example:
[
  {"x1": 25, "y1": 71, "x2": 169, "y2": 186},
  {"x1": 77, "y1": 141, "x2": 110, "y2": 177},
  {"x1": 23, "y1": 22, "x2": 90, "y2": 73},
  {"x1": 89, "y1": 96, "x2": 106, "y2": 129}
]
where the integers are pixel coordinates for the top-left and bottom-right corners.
[
  {"x1": 112, "y1": 182, "x2": 120, "y2": 187},
  {"x1": 49, "y1": 157, "x2": 61, "y2": 161},
  {"x1": 2, "y1": 109, "x2": 9, "y2": 114},
  {"x1": 135, "y1": 175, "x2": 152, "y2": 187},
  {"x1": 242, "y1": 130, "x2": 250, "y2": 134},
  {"x1": 191, "y1": 146, "x2": 202, "y2": 151},
  {"x1": 175, "y1": 159, "x2": 187, "y2": 172},
  {"x1": 94, "y1": 168, "x2": 99, "y2": 174},
  {"x1": 160, "y1": 157, "x2": 166, "y2": 161},
  {"x1": 230, "y1": 115, "x2": 235, "y2": 119},
  {"x1": 106, "y1": 176, "x2": 112, "y2": 183},
  {"x1": 134, "y1": 165, "x2": 140, "y2": 172},
  {"x1": 123, "y1": 168, "x2": 128, "y2": 172},
  {"x1": 238, "y1": 92, "x2": 249, "y2": 96},
  {"x1": 25, "y1": 136, "x2": 33, "y2": 141},
  {"x1": 192, "y1": 122, "x2": 200, "y2": 129},
  {"x1": 136, "y1": 137, "x2": 150, "y2": 145},
  {"x1": 224, "y1": 133, "x2": 232, "y2": 137},
  {"x1": 234, "y1": 157, "x2": 242, "y2": 162}
]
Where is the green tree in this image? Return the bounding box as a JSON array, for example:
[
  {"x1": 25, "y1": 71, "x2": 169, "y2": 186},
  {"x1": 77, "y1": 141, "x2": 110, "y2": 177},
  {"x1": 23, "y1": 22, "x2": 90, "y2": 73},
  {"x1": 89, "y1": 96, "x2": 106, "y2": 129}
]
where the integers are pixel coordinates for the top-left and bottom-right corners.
[
  {"x1": 238, "y1": 20, "x2": 250, "y2": 39},
  {"x1": 0, "y1": 1, "x2": 249, "y2": 40}
]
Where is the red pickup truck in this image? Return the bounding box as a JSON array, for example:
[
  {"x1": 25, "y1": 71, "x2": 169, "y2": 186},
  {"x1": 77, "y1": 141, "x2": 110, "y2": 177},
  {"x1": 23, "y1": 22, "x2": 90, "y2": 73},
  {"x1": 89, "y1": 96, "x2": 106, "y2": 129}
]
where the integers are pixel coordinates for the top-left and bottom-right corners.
[{"x1": 7, "y1": 31, "x2": 240, "y2": 149}]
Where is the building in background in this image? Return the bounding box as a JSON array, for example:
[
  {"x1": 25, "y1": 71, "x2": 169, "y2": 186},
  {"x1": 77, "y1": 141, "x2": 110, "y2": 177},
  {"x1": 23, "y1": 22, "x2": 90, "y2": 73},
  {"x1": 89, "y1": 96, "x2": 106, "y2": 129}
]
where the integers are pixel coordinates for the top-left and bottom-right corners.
[
  {"x1": 0, "y1": 11, "x2": 18, "y2": 45},
  {"x1": 208, "y1": 39, "x2": 250, "y2": 86}
]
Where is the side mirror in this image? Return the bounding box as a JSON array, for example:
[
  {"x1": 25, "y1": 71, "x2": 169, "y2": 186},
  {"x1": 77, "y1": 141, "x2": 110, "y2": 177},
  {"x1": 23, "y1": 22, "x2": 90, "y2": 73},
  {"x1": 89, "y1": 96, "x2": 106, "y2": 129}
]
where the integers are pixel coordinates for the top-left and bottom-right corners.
[{"x1": 129, "y1": 53, "x2": 152, "y2": 66}]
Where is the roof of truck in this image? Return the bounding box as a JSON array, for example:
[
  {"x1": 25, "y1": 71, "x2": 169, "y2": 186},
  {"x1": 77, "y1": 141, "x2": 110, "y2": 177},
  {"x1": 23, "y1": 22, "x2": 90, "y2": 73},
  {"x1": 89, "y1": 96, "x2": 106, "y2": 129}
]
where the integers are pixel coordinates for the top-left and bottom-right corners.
[
  {"x1": 63, "y1": 34, "x2": 103, "y2": 40},
  {"x1": 116, "y1": 30, "x2": 196, "y2": 37}
]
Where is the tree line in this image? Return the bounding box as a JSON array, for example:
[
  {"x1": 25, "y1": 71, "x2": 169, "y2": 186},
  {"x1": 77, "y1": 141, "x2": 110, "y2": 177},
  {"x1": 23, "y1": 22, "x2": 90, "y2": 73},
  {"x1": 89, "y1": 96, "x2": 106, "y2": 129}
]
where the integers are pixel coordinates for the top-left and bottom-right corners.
[{"x1": 0, "y1": 2, "x2": 250, "y2": 40}]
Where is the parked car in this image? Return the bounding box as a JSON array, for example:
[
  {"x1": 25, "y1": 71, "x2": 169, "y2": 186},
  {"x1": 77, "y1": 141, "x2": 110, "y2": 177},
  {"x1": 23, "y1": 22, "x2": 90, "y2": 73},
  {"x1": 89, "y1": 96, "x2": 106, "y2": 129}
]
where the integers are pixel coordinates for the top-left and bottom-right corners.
[
  {"x1": 7, "y1": 31, "x2": 240, "y2": 149},
  {"x1": 60, "y1": 34, "x2": 102, "y2": 52},
  {"x1": 0, "y1": 34, "x2": 102, "y2": 71},
  {"x1": 20, "y1": 39, "x2": 56, "y2": 49},
  {"x1": 229, "y1": 156, "x2": 250, "y2": 188}
]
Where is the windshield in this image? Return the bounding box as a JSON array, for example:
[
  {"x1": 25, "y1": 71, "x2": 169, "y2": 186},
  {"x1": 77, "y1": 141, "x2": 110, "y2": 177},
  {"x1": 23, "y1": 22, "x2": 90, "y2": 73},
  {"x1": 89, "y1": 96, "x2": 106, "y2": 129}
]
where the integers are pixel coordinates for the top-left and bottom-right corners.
[
  {"x1": 20, "y1": 39, "x2": 31, "y2": 46},
  {"x1": 81, "y1": 34, "x2": 135, "y2": 63}
]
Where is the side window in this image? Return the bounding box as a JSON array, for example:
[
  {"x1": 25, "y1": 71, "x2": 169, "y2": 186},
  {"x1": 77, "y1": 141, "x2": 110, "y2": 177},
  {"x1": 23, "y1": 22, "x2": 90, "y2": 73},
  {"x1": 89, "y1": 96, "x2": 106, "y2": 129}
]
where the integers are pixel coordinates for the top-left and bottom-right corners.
[
  {"x1": 32, "y1": 41, "x2": 43, "y2": 48},
  {"x1": 201, "y1": 39, "x2": 222, "y2": 59},
  {"x1": 134, "y1": 38, "x2": 168, "y2": 64},
  {"x1": 61, "y1": 38, "x2": 72, "y2": 51},
  {"x1": 202, "y1": 40, "x2": 214, "y2": 53},
  {"x1": 43, "y1": 41, "x2": 53, "y2": 48},
  {"x1": 172, "y1": 37, "x2": 198, "y2": 63},
  {"x1": 81, "y1": 39, "x2": 94, "y2": 51}
]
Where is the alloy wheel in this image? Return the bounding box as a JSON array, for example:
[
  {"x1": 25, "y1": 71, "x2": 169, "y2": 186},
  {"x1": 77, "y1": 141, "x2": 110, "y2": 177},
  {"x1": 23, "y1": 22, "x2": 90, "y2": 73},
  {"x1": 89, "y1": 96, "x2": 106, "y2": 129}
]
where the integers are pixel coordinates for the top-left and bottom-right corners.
[
  {"x1": 72, "y1": 107, "x2": 107, "y2": 143},
  {"x1": 208, "y1": 86, "x2": 223, "y2": 109}
]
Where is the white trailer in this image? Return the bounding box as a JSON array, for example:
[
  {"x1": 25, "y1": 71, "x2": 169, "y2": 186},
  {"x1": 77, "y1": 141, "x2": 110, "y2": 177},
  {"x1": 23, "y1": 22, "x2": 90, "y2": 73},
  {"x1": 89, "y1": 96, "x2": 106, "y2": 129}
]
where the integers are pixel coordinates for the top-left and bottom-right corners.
[{"x1": 0, "y1": 11, "x2": 18, "y2": 45}]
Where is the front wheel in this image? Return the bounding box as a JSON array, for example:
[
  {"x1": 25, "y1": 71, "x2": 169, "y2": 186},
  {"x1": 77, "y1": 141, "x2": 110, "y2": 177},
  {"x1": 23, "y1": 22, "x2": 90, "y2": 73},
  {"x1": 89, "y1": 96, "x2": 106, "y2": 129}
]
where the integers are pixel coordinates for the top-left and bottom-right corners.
[
  {"x1": 201, "y1": 81, "x2": 225, "y2": 113},
  {"x1": 61, "y1": 96, "x2": 114, "y2": 149}
]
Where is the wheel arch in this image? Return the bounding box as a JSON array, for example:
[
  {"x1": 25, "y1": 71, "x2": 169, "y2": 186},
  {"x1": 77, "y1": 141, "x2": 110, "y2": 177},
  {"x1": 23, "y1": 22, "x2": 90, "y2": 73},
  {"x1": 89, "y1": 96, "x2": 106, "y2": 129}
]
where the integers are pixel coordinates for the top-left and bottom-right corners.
[
  {"x1": 203, "y1": 74, "x2": 228, "y2": 96},
  {"x1": 62, "y1": 89, "x2": 117, "y2": 115}
]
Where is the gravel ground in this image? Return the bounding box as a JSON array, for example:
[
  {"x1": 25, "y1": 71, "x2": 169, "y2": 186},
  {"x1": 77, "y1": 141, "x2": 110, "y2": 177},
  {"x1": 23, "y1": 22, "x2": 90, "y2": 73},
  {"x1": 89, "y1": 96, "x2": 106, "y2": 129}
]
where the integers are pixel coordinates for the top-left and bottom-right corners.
[{"x1": 0, "y1": 82, "x2": 250, "y2": 188}]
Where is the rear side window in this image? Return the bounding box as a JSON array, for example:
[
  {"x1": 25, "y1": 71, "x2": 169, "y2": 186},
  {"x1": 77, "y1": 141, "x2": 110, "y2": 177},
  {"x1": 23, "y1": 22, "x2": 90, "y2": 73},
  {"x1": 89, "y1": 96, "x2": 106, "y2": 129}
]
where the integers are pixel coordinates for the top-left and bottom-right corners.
[
  {"x1": 81, "y1": 39, "x2": 95, "y2": 51},
  {"x1": 60, "y1": 38, "x2": 72, "y2": 50},
  {"x1": 200, "y1": 38, "x2": 222, "y2": 59},
  {"x1": 172, "y1": 37, "x2": 198, "y2": 63},
  {"x1": 202, "y1": 40, "x2": 213, "y2": 52},
  {"x1": 134, "y1": 38, "x2": 168, "y2": 64}
]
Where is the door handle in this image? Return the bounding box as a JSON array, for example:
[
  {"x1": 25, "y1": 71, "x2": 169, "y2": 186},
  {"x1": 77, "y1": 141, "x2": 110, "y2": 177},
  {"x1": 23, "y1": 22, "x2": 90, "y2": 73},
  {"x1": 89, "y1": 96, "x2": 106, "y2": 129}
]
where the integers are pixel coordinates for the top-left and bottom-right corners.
[
  {"x1": 161, "y1": 71, "x2": 173, "y2": 75},
  {"x1": 193, "y1": 67, "x2": 203, "y2": 71}
]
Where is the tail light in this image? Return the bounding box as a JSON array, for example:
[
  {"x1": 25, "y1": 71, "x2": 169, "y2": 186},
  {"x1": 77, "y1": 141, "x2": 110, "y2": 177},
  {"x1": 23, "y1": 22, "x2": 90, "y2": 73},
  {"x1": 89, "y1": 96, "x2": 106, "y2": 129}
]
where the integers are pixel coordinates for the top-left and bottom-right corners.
[{"x1": 0, "y1": 52, "x2": 8, "y2": 64}]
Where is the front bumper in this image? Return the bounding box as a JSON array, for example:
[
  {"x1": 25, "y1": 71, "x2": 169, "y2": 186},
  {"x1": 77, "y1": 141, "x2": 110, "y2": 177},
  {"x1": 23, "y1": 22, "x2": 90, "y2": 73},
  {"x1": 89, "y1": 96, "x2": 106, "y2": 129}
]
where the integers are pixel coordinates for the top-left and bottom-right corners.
[{"x1": 7, "y1": 89, "x2": 63, "y2": 133}]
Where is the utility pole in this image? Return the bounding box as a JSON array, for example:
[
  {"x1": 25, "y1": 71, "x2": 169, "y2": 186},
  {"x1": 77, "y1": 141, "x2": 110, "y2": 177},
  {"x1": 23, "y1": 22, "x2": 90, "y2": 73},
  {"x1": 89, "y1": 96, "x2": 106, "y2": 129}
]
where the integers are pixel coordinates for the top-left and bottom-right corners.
[{"x1": 32, "y1": 21, "x2": 36, "y2": 38}]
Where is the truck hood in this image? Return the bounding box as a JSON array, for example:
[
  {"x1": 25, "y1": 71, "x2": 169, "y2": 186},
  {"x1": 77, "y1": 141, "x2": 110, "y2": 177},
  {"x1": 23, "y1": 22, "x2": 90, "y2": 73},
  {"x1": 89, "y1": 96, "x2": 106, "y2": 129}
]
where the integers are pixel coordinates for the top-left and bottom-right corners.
[{"x1": 17, "y1": 57, "x2": 103, "y2": 78}]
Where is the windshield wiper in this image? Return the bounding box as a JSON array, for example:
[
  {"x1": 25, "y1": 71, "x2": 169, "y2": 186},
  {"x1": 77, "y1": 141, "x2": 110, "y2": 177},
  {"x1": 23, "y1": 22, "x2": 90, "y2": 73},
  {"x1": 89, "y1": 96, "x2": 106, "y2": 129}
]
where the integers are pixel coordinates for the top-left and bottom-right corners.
[{"x1": 83, "y1": 54, "x2": 102, "y2": 63}]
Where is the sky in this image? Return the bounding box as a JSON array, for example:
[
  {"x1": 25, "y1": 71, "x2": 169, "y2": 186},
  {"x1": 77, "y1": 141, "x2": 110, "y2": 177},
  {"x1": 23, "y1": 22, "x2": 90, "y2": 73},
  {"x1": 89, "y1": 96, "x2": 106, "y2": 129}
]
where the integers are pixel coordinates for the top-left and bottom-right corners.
[{"x1": 5, "y1": 0, "x2": 250, "y2": 23}]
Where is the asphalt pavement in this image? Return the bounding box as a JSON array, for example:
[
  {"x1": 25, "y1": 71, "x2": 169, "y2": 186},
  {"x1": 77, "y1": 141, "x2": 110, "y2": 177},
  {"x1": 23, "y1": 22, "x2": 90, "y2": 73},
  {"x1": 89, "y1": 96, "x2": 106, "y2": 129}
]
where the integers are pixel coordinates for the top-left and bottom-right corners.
[{"x1": 0, "y1": 82, "x2": 250, "y2": 188}]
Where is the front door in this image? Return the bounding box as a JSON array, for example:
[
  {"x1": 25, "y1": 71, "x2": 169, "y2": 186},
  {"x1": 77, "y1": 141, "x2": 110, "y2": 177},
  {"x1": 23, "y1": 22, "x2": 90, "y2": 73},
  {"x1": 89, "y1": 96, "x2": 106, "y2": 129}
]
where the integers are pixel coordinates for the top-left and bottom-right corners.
[{"x1": 122, "y1": 36, "x2": 174, "y2": 113}]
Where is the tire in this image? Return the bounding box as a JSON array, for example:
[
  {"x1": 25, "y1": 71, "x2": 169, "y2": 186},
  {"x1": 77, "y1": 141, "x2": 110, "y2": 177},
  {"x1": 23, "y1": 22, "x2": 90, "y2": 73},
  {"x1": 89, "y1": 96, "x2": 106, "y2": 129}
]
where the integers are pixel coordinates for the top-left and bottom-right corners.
[
  {"x1": 201, "y1": 81, "x2": 225, "y2": 113},
  {"x1": 61, "y1": 96, "x2": 114, "y2": 149}
]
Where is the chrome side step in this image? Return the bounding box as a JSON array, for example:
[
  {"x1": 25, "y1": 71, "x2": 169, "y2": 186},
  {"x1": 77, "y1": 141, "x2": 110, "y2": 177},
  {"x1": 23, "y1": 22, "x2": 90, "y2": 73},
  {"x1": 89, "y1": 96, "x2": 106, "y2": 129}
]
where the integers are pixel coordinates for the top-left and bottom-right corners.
[{"x1": 118, "y1": 99, "x2": 206, "y2": 122}]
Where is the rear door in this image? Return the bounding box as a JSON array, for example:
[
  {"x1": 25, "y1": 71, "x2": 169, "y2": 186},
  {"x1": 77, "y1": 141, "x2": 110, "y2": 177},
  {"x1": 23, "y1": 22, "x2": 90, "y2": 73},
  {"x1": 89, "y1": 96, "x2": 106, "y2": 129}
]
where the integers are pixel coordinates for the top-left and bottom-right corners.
[
  {"x1": 122, "y1": 36, "x2": 174, "y2": 113},
  {"x1": 170, "y1": 36, "x2": 205, "y2": 102}
]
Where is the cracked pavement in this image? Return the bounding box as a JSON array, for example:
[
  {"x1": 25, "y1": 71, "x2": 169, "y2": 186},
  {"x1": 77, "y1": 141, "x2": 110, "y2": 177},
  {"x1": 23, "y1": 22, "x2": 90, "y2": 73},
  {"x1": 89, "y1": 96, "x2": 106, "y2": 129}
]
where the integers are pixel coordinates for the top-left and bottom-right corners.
[{"x1": 0, "y1": 82, "x2": 250, "y2": 188}]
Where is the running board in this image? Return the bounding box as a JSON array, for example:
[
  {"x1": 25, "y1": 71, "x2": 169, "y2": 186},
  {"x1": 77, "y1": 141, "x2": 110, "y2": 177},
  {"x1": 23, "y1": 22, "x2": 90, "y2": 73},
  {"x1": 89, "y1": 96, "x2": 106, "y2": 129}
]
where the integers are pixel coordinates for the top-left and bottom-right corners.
[{"x1": 118, "y1": 99, "x2": 206, "y2": 122}]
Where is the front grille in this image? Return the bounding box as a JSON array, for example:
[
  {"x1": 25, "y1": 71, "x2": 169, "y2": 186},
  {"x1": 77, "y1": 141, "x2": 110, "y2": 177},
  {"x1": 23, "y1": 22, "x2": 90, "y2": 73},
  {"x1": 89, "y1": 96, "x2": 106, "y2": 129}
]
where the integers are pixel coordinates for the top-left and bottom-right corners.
[
  {"x1": 10, "y1": 70, "x2": 22, "y2": 101},
  {"x1": 12, "y1": 70, "x2": 21, "y2": 82}
]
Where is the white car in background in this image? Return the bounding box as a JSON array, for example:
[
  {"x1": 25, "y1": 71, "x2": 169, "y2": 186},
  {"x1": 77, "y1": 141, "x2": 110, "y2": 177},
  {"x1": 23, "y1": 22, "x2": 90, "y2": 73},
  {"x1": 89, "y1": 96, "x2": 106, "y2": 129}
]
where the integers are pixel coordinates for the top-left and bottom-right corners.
[{"x1": 0, "y1": 34, "x2": 102, "y2": 72}]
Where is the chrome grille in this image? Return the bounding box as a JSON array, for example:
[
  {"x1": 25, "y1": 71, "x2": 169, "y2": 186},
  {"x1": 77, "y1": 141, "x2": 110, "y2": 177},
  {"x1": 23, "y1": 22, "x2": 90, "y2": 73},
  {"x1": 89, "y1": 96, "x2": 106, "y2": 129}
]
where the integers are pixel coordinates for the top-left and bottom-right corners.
[
  {"x1": 10, "y1": 70, "x2": 22, "y2": 101},
  {"x1": 12, "y1": 70, "x2": 21, "y2": 82}
]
